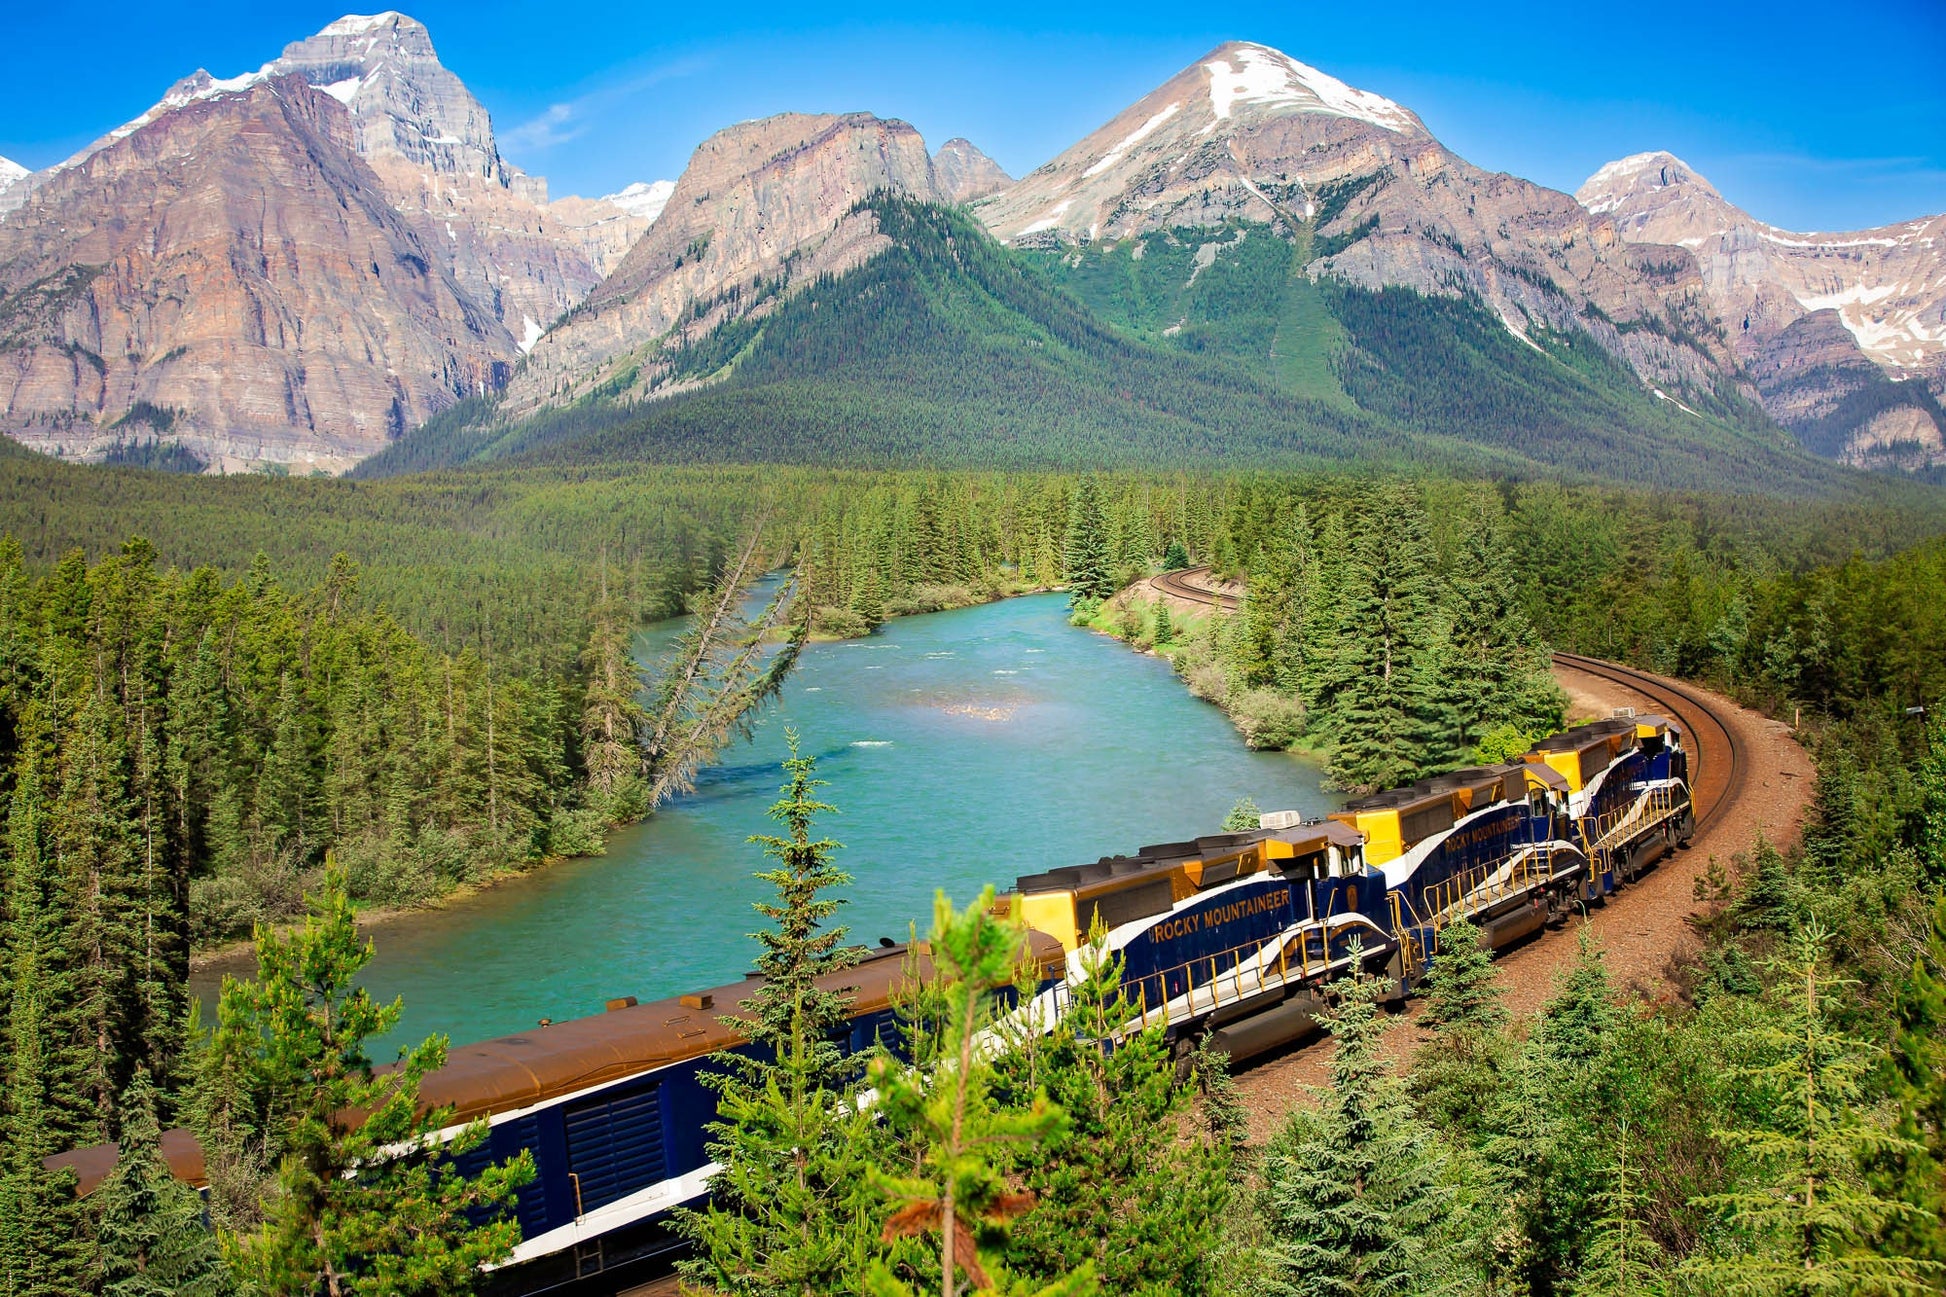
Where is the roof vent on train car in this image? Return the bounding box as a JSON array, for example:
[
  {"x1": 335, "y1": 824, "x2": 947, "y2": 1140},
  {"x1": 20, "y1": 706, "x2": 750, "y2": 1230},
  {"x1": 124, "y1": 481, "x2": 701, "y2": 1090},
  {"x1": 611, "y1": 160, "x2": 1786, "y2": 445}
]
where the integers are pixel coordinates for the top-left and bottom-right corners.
[
  {"x1": 1260, "y1": 809, "x2": 1305, "y2": 831},
  {"x1": 1611, "y1": 707, "x2": 1637, "y2": 719},
  {"x1": 605, "y1": 996, "x2": 639, "y2": 1012},
  {"x1": 680, "y1": 993, "x2": 714, "y2": 1010}
]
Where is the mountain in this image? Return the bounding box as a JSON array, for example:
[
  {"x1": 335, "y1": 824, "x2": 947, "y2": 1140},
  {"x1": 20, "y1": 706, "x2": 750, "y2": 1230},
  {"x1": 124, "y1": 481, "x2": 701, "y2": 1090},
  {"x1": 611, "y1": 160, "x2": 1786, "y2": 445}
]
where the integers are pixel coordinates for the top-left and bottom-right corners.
[
  {"x1": 504, "y1": 112, "x2": 944, "y2": 412},
  {"x1": 1578, "y1": 152, "x2": 1946, "y2": 472},
  {"x1": 376, "y1": 43, "x2": 1836, "y2": 492},
  {"x1": 934, "y1": 139, "x2": 1012, "y2": 203},
  {"x1": 602, "y1": 180, "x2": 677, "y2": 224},
  {"x1": 0, "y1": 76, "x2": 509, "y2": 472},
  {"x1": 0, "y1": 158, "x2": 25, "y2": 200},
  {"x1": 0, "y1": 12, "x2": 657, "y2": 468},
  {"x1": 974, "y1": 42, "x2": 1742, "y2": 407}
]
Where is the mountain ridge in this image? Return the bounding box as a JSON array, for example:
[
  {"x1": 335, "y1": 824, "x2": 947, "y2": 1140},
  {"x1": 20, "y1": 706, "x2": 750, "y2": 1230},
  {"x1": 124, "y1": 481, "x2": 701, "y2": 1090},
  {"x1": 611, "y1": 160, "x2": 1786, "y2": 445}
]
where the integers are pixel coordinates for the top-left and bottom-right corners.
[{"x1": 1578, "y1": 150, "x2": 1946, "y2": 473}]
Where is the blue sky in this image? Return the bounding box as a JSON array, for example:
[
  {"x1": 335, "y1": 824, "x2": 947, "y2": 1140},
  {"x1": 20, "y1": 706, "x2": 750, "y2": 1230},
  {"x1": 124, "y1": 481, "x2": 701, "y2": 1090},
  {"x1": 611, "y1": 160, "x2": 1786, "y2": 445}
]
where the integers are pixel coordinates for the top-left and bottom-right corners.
[{"x1": 5, "y1": 0, "x2": 1942, "y2": 231}]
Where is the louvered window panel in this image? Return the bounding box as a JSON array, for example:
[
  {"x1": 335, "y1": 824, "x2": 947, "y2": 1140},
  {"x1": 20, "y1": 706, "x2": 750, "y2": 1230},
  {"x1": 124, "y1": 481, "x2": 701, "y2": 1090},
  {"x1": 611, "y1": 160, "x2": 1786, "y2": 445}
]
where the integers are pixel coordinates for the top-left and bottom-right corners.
[
  {"x1": 446, "y1": 1113, "x2": 548, "y2": 1237},
  {"x1": 564, "y1": 1086, "x2": 668, "y2": 1213}
]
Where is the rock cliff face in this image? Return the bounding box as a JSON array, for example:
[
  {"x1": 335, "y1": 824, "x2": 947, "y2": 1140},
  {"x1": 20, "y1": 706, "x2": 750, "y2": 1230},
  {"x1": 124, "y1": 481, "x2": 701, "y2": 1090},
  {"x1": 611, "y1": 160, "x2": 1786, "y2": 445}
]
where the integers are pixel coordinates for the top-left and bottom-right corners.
[
  {"x1": 1578, "y1": 151, "x2": 1946, "y2": 467},
  {"x1": 0, "y1": 78, "x2": 512, "y2": 472},
  {"x1": 933, "y1": 139, "x2": 1011, "y2": 203},
  {"x1": 976, "y1": 42, "x2": 1740, "y2": 399},
  {"x1": 0, "y1": 12, "x2": 658, "y2": 467},
  {"x1": 508, "y1": 112, "x2": 942, "y2": 410}
]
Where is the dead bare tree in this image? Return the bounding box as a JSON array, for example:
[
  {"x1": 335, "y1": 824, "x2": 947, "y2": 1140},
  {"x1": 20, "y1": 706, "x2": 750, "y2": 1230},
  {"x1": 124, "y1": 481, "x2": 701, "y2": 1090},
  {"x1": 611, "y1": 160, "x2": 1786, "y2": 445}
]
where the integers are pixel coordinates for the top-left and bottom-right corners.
[{"x1": 639, "y1": 521, "x2": 809, "y2": 808}]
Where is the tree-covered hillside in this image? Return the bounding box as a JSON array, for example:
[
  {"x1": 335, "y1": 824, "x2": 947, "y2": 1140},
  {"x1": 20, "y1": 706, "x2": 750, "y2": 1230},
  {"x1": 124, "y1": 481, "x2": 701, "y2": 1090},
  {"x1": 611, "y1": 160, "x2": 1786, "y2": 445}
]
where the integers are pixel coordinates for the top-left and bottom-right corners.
[{"x1": 364, "y1": 197, "x2": 1848, "y2": 496}]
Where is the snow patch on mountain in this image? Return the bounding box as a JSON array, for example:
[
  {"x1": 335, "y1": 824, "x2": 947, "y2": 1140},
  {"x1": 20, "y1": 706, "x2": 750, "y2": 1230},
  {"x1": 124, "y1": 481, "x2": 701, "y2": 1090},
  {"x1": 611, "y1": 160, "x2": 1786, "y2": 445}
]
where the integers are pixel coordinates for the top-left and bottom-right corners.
[
  {"x1": 1084, "y1": 102, "x2": 1180, "y2": 177},
  {"x1": 601, "y1": 180, "x2": 675, "y2": 225},
  {"x1": 0, "y1": 157, "x2": 27, "y2": 196},
  {"x1": 1205, "y1": 44, "x2": 1415, "y2": 133}
]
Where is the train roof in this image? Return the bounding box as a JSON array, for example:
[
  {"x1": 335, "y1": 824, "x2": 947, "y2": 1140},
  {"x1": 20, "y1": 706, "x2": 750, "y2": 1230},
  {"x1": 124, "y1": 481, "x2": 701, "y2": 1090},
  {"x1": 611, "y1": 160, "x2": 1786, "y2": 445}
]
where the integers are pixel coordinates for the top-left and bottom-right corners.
[
  {"x1": 1013, "y1": 821, "x2": 1355, "y2": 897},
  {"x1": 47, "y1": 929, "x2": 1065, "y2": 1198}
]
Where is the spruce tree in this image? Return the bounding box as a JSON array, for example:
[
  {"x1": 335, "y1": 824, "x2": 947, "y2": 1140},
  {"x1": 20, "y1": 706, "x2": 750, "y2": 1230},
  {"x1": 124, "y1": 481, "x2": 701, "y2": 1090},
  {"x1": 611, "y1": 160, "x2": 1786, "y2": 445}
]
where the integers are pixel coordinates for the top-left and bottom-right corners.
[
  {"x1": 1441, "y1": 497, "x2": 1562, "y2": 756},
  {"x1": 1419, "y1": 920, "x2": 1506, "y2": 1035},
  {"x1": 866, "y1": 889, "x2": 1095, "y2": 1297},
  {"x1": 1877, "y1": 890, "x2": 1946, "y2": 1263},
  {"x1": 1001, "y1": 937, "x2": 1234, "y2": 1295},
  {"x1": 1162, "y1": 539, "x2": 1191, "y2": 572},
  {"x1": 1257, "y1": 963, "x2": 1449, "y2": 1297},
  {"x1": 677, "y1": 735, "x2": 885, "y2": 1296},
  {"x1": 1568, "y1": 1119, "x2": 1668, "y2": 1297},
  {"x1": 579, "y1": 563, "x2": 648, "y2": 822},
  {"x1": 1223, "y1": 796, "x2": 1263, "y2": 832},
  {"x1": 1409, "y1": 920, "x2": 1514, "y2": 1140},
  {"x1": 1152, "y1": 600, "x2": 1173, "y2": 646},
  {"x1": 1684, "y1": 922, "x2": 1942, "y2": 1296},
  {"x1": 95, "y1": 1069, "x2": 224, "y2": 1297},
  {"x1": 213, "y1": 867, "x2": 534, "y2": 1295},
  {"x1": 853, "y1": 564, "x2": 886, "y2": 630},
  {"x1": 1063, "y1": 479, "x2": 1114, "y2": 608},
  {"x1": 1317, "y1": 487, "x2": 1452, "y2": 793}
]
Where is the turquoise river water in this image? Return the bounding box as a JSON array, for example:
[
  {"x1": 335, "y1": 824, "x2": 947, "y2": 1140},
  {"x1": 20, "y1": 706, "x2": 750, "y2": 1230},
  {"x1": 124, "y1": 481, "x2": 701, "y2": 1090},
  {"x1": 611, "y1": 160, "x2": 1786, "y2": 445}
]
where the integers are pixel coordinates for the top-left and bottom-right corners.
[{"x1": 195, "y1": 592, "x2": 1335, "y2": 1051}]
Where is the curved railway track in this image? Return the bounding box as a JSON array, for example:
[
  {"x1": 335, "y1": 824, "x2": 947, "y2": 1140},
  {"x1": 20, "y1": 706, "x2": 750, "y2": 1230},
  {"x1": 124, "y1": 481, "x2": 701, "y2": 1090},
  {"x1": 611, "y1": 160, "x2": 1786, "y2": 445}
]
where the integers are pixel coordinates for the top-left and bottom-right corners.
[{"x1": 1147, "y1": 568, "x2": 1748, "y2": 831}]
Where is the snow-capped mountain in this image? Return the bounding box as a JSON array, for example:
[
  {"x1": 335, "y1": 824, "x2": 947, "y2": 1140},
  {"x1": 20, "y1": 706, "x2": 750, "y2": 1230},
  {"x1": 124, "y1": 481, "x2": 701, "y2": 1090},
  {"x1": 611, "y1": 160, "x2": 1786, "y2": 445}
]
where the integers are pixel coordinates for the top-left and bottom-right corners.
[
  {"x1": 0, "y1": 12, "x2": 667, "y2": 471},
  {"x1": 601, "y1": 180, "x2": 676, "y2": 225},
  {"x1": 1579, "y1": 152, "x2": 1946, "y2": 469},
  {"x1": 0, "y1": 157, "x2": 26, "y2": 200},
  {"x1": 975, "y1": 41, "x2": 1740, "y2": 402}
]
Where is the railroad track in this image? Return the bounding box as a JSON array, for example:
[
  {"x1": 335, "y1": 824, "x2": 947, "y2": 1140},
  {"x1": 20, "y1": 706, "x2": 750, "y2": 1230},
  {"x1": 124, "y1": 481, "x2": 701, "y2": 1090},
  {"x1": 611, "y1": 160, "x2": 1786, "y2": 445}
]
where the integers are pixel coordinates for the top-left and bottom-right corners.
[{"x1": 1148, "y1": 569, "x2": 1746, "y2": 830}]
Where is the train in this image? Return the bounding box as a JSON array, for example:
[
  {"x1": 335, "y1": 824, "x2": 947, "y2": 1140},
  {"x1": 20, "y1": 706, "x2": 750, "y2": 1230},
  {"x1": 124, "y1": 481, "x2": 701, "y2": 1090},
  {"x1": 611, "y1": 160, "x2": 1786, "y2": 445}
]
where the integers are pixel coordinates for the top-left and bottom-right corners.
[{"x1": 47, "y1": 710, "x2": 1691, "y2": 1294}]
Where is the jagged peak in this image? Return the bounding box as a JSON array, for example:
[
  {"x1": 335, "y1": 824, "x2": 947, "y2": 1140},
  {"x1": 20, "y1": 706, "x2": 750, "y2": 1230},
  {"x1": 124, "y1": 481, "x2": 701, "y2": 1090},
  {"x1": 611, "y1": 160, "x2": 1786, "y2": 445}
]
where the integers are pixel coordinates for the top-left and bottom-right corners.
[{"x1": 318, "y1": 11, "x2": 417, "y2": 36}]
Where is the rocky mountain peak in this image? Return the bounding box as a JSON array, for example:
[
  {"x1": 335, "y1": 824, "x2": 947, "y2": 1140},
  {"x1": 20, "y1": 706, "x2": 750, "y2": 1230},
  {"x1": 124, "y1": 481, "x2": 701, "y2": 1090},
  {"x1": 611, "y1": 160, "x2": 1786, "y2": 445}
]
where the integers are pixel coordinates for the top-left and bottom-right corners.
[
  {"x1": 601, "y1": 179, "x2": 676, "y2": 224},
  {"x1": 1580, "y1": 150, "x2": 1946, "y2": 467},
  {"x1": 1199, "y1": 41, "x2": 1423, "y2": 135},
  {"x1": 508, "y1": 111, "x2": 941, "y2": 410},
  {"x1": 268, "y1": 11, "x2": 508, "y2": 184},
  {"x1": 933, "y1": 138, "x2": 1011, "y2": 203},
  {"x1": 0, "y1": 157, "x2": 26, "y2": 197}
]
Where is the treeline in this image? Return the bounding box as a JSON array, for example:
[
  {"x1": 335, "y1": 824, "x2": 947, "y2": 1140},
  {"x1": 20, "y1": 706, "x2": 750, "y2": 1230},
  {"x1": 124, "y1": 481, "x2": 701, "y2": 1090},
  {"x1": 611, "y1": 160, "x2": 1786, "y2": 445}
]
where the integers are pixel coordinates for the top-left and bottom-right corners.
[{"x1": 1090, "y1": 479, "x2": 1564, "y2": 791}]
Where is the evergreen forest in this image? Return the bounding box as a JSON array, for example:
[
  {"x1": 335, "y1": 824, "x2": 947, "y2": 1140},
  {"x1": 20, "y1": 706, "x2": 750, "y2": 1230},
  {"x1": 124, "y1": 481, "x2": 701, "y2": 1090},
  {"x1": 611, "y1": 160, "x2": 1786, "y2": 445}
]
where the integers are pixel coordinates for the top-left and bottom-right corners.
[{"x1": 0, "y1": 445, "x2": 1944, "y2": 1292}]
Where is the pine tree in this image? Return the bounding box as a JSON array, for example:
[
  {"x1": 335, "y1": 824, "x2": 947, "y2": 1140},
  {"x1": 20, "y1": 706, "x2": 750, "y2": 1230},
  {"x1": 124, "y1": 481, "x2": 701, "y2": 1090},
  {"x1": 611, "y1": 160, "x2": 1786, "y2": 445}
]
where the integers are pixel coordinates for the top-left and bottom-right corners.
[
  {"x1": 1152, "y1": 600, "x2": 1173, "y2": 646},
  {"x1": 1419, "y1": 920, "x2": 1506, "y2": 1035},
  {"x1": 1223, "y1": 797, "x2": 1263, "y2": 832},
  {"x1": 1684, "y1": 922, "x2": 1942, "y2": 1296},
  {"x1": 1162, "y1": 539, "x2": 1191, "y2": 572},
  {"x1": 214, "y1": 867, "x2": 534, "y2": 1295},
  {"x1": 866, "y1": 889, "x2": 1095, "y2": 1297},
  {"x1": 1318, "y1": 487, "x2": 1453, "y2": 793},
  {"x1": 853, "y1": 564, "x2": 886, "y2": 631},
  {"x1": 1877, "y1": 890, "x2": 1946, "y2": 1263},
  {"x1": 1906, "y1": 716, "x2": 1946, "y2": 889},
  {"x1": 1568, "y1": 1119, "x2": 1668, "y2": 1297},
  {"x1": 1063, "y1": 479, "x2": 1114, "y2": 609},
  {"x1": 1441, "y1": 497, "x2": 1563, "y2": 755},
  {"x1": 677, "y1": 735, "x2": 885, "y2": 1296},
  {"x1": 1001, "y1": 937, "x2": 1234, "y2": 1295},
  {"x1": 95, "y1": 1069, "x2": 224, "y2": 1297},
  {"x1": 1257, "y1": 963, "x2": 1449, "y2": 1297},
  {"x1": 579, "y1": 562, "x2": 648, "y2": 822}
]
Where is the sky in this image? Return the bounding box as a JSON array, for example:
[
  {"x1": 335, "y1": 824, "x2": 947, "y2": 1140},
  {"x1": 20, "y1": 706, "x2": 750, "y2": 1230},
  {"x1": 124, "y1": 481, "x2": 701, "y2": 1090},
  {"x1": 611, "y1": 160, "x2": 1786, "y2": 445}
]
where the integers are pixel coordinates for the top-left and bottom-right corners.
[{"x1": 3, "y1": 0, "x2": 1943, "y2": 232}]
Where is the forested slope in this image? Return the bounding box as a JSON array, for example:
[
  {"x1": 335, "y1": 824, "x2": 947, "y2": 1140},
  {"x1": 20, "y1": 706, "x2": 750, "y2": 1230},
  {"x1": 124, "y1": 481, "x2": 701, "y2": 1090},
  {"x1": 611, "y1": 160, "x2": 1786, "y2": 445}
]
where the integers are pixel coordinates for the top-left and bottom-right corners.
[{"x1": 364, "y1": 197, "x2": 1853, "y2": 496}]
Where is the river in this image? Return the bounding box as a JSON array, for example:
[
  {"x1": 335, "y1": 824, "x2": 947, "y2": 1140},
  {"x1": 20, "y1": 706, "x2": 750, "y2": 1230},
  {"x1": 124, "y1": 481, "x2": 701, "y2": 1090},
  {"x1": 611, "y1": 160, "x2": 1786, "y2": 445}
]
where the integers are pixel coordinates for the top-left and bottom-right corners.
[{"x1": 195, "y1": 592, "x2": 1335, "y2": 1051}]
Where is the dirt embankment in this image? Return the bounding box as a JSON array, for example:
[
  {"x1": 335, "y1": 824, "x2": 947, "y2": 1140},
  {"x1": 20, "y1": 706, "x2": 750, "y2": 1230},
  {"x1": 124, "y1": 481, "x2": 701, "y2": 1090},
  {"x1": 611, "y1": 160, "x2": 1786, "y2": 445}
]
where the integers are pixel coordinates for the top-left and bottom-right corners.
[{"x1": 1231, "y1": 662, "x2": 1814, "y2": 1141}]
